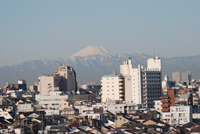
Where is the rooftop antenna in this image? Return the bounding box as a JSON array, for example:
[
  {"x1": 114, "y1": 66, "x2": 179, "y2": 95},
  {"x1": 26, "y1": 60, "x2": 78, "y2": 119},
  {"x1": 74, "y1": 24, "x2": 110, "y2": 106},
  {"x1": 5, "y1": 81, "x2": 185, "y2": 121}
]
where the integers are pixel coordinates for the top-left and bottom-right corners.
[{"x1": 154, "y1": 45, "x2": 155, "y2": 59}]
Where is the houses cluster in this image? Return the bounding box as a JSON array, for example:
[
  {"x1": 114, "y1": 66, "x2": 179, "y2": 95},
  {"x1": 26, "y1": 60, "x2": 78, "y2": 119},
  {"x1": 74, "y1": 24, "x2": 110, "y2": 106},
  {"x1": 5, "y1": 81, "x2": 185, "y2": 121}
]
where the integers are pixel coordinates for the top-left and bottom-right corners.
[{"x1": 0, "y1": 58, "x2": 200, "y2": 133}]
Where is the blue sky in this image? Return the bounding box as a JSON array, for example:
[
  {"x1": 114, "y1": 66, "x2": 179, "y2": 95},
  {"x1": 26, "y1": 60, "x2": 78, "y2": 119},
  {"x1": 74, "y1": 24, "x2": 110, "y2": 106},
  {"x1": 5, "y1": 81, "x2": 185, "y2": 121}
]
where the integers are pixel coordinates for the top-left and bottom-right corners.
[{"x1": 1, "y1": 1, "x2": 200, "y2": 66}]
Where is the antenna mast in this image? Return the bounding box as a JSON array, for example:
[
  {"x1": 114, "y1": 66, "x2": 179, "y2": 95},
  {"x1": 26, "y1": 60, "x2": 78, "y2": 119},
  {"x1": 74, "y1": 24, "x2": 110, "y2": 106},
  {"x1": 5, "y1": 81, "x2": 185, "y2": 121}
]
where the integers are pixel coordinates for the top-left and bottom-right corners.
[{"x1": 154, "y1": 45, "x2": 155, "y2": 59}]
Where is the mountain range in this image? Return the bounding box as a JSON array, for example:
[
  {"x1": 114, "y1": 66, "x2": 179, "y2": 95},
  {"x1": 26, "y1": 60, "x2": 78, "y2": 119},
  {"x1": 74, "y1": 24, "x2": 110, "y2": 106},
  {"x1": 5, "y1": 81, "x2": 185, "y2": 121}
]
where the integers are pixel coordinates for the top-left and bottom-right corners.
[{"x1": 1, "y1": 46, "x2": 200, "y2": 88}]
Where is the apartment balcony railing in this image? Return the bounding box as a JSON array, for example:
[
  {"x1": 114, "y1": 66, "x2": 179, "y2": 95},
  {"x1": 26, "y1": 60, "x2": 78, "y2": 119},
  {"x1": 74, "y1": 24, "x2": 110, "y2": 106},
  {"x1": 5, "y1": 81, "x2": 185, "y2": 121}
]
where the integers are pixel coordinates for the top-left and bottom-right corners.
[
  {"x1": 160, "y1": 95, "x2": 168, "y2": 99},
  {"x1": 119, "y1": 83, "x2": 123, "y2": 86},
  {"x1": 119, "y1": 87, "x2": 123, "y2": 89},
  {"x1": 119, "y1": 90, "x2": 124, "y2": 93},
  {"x1": 161, "y1": 104, "x2": 169, "y2": 107},
  {"x1": 161, "y1": 108, "x2": 170, "y2": 112},
  {"x1": 143, "y1": 89, "x2": 147, "y2": 92},
  {"x1": 119, "y1": 79, "x2": 123, "y2": 82},
  {"x1": 161, "y1": 99, "x2": 169, "y2": 103},
  {"x1": 143, "y1": 93, "x2": 147, "y2": 97}
]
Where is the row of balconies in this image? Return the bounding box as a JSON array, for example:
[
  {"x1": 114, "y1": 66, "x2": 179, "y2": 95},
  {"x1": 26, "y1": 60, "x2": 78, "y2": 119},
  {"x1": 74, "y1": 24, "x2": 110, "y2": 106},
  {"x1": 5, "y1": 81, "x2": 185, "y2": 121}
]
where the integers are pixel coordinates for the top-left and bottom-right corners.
[{"x1": 161, "y1": 99, "x2": 170, "y2": 103}]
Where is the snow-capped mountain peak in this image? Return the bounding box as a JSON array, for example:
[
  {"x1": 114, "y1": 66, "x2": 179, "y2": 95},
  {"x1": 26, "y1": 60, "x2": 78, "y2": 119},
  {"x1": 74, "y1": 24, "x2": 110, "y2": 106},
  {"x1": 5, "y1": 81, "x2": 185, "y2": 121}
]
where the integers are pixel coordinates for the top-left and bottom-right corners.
[{"x1": 71, "y1": 46, "x2": 114, "y2": 57}]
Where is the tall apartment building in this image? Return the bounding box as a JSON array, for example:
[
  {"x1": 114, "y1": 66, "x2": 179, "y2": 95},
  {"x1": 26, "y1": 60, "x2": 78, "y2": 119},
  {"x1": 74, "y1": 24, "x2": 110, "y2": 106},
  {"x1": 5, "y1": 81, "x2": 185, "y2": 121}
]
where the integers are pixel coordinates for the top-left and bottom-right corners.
[
  {"x1": 121, "y1": 56, "x2": 162, "y2": 108},
  {"x1": 102, "y1": 56, "x2": 162, "y2": 108},
  {"x1": 101, "y1": 71, "x2": 124, "y2": 102},
  {"x1": 172, "y1": 71, "x2": 191, "y2": 84},
  {"x1": 38, "y1": 65, "x2": 77, "y2": 96}
]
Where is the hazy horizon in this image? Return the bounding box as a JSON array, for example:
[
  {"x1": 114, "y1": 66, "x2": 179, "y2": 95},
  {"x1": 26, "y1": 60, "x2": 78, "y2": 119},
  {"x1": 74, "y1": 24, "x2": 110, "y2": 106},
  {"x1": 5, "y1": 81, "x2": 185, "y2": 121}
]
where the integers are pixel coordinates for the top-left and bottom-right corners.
[{"x1": 1, "y1": 1, "x2": 200, "y2": 66}]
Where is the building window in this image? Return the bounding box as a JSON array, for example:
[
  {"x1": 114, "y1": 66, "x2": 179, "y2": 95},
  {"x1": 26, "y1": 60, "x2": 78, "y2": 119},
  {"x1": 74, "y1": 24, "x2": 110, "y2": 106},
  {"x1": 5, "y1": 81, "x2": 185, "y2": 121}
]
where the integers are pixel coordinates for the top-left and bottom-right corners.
[{"x1": 115, "y1": 107, "x2": 117, "y2": 109}]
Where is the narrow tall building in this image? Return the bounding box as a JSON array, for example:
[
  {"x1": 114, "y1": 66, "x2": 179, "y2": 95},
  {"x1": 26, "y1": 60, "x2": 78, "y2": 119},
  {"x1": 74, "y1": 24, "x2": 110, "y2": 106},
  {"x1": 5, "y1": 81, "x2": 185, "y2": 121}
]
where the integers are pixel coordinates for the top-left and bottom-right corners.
[
  {"x1": 120, "y1": 58, "x2": 133, "y2": 104},
  {"x1": 160, "y1": 89, "x2": 175, "y2": 112}
]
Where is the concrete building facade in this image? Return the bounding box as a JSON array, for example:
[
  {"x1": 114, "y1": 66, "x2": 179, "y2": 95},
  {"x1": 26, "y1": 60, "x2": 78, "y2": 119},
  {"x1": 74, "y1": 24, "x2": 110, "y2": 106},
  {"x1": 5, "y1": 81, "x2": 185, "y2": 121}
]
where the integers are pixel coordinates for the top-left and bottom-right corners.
[
  {"x1": 101, "y1": 71, "x2": 124, "y2": 102},
  {"x1": 101, "y1": 56, "x2": 162, "y2": 108},
  {"x1": 53, "y1": 65, "x2": 77, "y2": 92},
  {"x1": 160, "y1": 89, "x2": 175, "y2": 112},
  {"x1": 121, "y1": 57, "x2": 162, "y2": 108},
  {"x1": 38, "y1": 65, "x2": 77, "y2": 96},
  {"x1": 170, "y1": 105, "x2": 192, "y2": 126},
  {"x1": 36, "y1": 91, "x2": 68, "y2": 109},
  {"x1": 172, "y1": 71, "x2": 191, "y2": 84},
  {"x1": 18, "y1": 80, "x2": 27, "y2": 91}
]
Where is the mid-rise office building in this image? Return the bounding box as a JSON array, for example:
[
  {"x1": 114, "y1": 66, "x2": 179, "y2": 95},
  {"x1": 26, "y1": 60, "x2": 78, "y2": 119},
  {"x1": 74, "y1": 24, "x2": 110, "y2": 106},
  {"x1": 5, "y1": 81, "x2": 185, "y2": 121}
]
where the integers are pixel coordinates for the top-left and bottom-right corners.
[
  {"x1": 38, "y1": 65, "x2": 77, "y2": 96},
  {"x1": 53, "y1": 65, "x2": 77, "y2": 92},
  {"x1": 172, "y1": 71, "x2": 191, "y2": 84},
  {"x1": 101, "y1": 71, "x2": 124, "y2": 102},
  {"x1": 18, "y1": 80, "x2": 27, "y2": 91},
  {"x1": 170, "y1": 105, "x2": 192, "y2": 126}
]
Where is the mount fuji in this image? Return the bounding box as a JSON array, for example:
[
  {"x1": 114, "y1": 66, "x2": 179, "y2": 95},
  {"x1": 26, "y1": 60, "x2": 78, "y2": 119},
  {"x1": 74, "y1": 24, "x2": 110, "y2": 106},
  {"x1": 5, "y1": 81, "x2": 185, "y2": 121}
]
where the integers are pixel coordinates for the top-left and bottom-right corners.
[{"x1": 0, "y1": 46, "x2": 200, "y2": 87}]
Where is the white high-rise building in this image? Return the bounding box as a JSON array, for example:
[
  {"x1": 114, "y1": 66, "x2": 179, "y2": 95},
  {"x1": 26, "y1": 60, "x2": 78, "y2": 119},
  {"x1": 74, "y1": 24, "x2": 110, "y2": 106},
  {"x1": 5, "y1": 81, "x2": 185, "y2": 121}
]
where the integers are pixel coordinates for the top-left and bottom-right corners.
[
  {"x1": 101, "y1": 56, "x2": 162, "y2": 108},
  {"x1": 101, "y1": 71, "x2": 124, "y2": 102},
  {"x1": 120, "y1": 58, "x2": 133, "y2": 104},
  {"x1": 121, "y1": 56, "x2": 162, "y2": 108}
]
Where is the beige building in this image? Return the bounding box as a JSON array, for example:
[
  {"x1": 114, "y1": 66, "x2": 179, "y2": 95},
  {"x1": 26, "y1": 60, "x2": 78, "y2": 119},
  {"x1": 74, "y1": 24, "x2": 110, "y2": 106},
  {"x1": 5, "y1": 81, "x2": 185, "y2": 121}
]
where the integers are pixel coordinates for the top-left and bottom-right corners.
[
  {"x1": 38, "y1": 75, "x2": 55, "y2": 96},
  {"x1": 38, "y1": 65, "x2": 77, "y2": 96},
  {"x1": 101, "y1": 71, "x2": 124, "y2": 102},
  {"x1": 59, "y1": 99, "x2": 70, "y2": 110},
  {"x1": 115, "y1": 115, "x2": 130, "y2": 128},
  {"x1": 54, "y1": 65, "x2": 77, "y2": 92}
]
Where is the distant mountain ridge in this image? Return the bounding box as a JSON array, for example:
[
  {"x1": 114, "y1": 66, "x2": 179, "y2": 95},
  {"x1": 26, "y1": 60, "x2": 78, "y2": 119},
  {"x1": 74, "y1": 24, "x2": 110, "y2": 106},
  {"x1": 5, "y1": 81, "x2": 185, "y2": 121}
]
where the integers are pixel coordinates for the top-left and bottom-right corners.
[{"x1": 0, "y1": 46, "x2": 200, "y2": 87}]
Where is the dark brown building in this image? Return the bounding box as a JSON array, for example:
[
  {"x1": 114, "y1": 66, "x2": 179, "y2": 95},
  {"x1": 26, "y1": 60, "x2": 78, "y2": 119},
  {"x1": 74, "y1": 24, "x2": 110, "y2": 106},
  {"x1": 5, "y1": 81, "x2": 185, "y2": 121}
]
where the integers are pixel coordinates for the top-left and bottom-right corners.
[{"x1": 160, "y1": 89, "x2": 175, "y2": 112}]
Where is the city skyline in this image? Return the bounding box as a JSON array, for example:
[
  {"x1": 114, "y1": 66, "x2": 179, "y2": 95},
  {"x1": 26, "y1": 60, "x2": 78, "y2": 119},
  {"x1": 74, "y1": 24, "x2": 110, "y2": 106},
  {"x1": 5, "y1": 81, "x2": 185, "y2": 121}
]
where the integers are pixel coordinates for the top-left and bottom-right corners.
[{"x1": 1, "y1": 1, "x2": 200, "y2": 66}]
